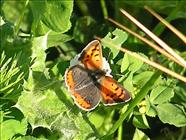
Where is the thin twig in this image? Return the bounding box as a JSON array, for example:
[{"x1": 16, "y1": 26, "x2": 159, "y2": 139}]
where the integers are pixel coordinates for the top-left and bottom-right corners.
[
  {"x1": 144, "y1": 6, "x2": 186, "y2": 45},
  {"x1": 120, "y1": 8, "x2": 186, "y2": 68}
]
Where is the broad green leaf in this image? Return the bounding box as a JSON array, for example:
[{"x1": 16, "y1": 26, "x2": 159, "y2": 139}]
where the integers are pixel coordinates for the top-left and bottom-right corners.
[
  {"x1": 102, "y1": 28, "x2": 128, "y2": 58},
  {"x1": 31, "y1": 33, "x2": 48, "y2": 71},
  {"x1": 50, "y1": 112, "x2": 79, "y2": 139},
  {"x1": 30, "y1": 1, "x2": 73, "y2": 34},
  {"x1": 16, "y1": 71, "x2": 97, "y2": 139},
  {"x1": 16, "y1": 86, "x2": 68, "y2": 129},
  {"x1": 2, "y1": 1, "x2": 31, "y2": 32},
  {"x1": 1, "y1": 118, "x2": 27, "y2": 140},
  {"x1": 156, "y1": 103, "x2": 186, "y2": 127},
  {"x1": 16, "y1": 87, "x2": 97, "y2": 139},
  {"x1": 121, "y1": 53, "x2": 143, "y2": 73},
  {"x1": 150, "y1": 85, "x2": 174, "y2": 104},
  {"x1": 47, "y1": 33, "x2": 72, "y2": 48},
  {"x1": 29, "y1": 1, "x2": 46, "y2": 35},
  {"x1": 133, "y1": 71, "x2": 154, "y2": 87},
  {"x1": 132, "y1": 128, "x2": 150, "y2": 140}
]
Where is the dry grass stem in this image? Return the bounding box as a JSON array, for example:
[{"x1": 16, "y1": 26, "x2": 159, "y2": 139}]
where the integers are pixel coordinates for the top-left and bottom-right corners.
[
  {"x1": 107, "y1": 18, "x2": 182, "y2": 66},
  {"x1": 144, "y1": 6, "x2": 186, "y2": 45},
  {"x1": 120, "y1": 8, "x2": 186, "y2": 68},
  {"x1": 96, "y1": 37, "x2": 186, "y2": 83}
]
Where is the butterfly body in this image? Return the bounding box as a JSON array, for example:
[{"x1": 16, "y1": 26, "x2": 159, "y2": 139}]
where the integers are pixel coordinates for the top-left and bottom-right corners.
[{"x1": 65, "y1": 40, "x2": 131, "y2": 111}]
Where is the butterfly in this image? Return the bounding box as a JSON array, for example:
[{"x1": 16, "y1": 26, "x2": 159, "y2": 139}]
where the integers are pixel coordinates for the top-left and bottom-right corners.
[{"x1": 65, "y1": 40, "x2": 131, "y2": 111}]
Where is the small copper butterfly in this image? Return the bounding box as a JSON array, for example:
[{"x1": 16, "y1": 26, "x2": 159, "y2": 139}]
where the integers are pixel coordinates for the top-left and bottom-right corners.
[{"x1": 65, "y1": 40, "x2": 131, "y2": 111}]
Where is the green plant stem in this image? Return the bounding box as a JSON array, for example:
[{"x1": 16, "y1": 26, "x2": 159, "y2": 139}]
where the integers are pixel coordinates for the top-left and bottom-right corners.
[
  {"x1": 100, "y1": 0, "x2": 108, "y2": 19},
  {"x1": 117, "y1": 124, "x2": 123, "y2": 140}
]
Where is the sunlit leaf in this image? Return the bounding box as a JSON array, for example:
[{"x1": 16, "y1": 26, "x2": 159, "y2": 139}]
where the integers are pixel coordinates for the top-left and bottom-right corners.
[
  {"x1": 121, "y1": 53, "x2": 143, "y2": 73},
  {"x1": 150, "y1": 85, "x2": 174, "y2": 104},
  {"x1": 30, "y1": 1, "x2": 73, "y2": 34},
  {"x1": 31, "y1": 33, "x2": 48, "y2": 71},
  {"x1": 102, "y1": 28, "x2": 128, "y2": 58},
  {"x1": 156, "y1": 103, "x2": 186, "y2": 127},
  {"x1": 1, "y1": 119, "x2": 27, "y2": 140},
  {"x1": 132, "y1": 128, "x2": 150, "y2": 140}
]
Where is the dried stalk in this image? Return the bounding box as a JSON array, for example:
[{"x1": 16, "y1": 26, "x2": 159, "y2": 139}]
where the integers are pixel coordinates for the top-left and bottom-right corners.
[
  {"x1": 144, "y1": 6, "x2": 186, "y2": 45},
  {"x1": 120, "y1": 8, "x2": 186, "y2": 68}
]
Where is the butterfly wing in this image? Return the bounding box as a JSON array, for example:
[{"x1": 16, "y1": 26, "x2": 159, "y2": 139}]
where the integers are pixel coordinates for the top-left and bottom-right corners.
[
  {"x1": 65, "y1": 65, "x2": 101, "y2": 111},
  {"x1": 79, "y1": 40, "x2": 103, "y2": 71},
  {"x1": 99, "y1": 76, "x2": 131, "y2": 105}
]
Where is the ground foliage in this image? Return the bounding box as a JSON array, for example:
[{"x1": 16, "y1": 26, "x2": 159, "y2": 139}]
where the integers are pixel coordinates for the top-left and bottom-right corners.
[{"x1": 0, "y1": 1, "x2": 186, "y2": 140}]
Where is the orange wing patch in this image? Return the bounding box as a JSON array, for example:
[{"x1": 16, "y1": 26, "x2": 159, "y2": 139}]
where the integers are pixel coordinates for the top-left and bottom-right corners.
[
  {"x1": 65, "y1": 70, "x2": 74, "y2": 90},
  {"x1": 79, "y1": 41, "x2": 103, "y2": 70},
  {"x1": 73, "y1": 92, "x2": 91, "y2": 110},
  {"x1": 100, "y1": 76, "x2": 131, "y2": 104},
  {"x1": 66, "y1": 69, "x2": 91, "y2": 110}
]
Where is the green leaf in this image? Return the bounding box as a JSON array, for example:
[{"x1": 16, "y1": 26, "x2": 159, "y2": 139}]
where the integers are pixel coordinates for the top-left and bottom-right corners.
[
  {"x1": 1, "y1": 118, "x2": 27, "y2": 140},
  {"x1": 31, "y1": 33, "x2": 48, "y2": 71},
  {"x1": 47, "y1": 32, "x2": 72, "y2": 48},
  {"x1": 120, "y1": 53, "x2": 129, "y2": 72},
  {"x1": 2, "y1": 1, "x2": 31, "y2": 32},
  {"x1": 174, "y1": 82, "x2": 186, "y2": 108},
  {"x1": 30, "y1": 1, "x2": 73, "y2": 34},
  {"x1": 29, "y1": 1, "x2": 46, "y2": 35},
  {"x1": 132, "y1": 128, "x2": 150, "y2": 140},
  {"x1": 145, "y1": 96, "x2": 157, "y2": 117},
  {"x1": 50, "y1": 112, "x2": 79, "y2": 139},
  {"x1": 156, "y1": 103, "x2": 186, "y2": 127},
  {"x1": 102, "y1": 28, "x2": 128, "y2": 58},
  {"x1": 15, "y1": 136, "x2": 47, "y2": 140},
  {"x1": 122, "y1": 72, "x2": 134, "y2": 92},
  {"x1": 121, "y1": 53, "x2": 143, "y2": 73},
  {"x1": 150, "y1": 85, "x2": 174, "y2": 104},
  {"x1": 15, "y1": 88, "x2": 67, "y2": 129},
  {"x1": 133, "y1": 114, "x2": 149, "y2": 129},
  {"x1": 16, "y1": 71, "x2": 97, "y2": 139},
  {"x1": 133, "y1": 71, "x2": 154, "y2": 87}
]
